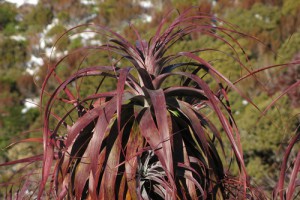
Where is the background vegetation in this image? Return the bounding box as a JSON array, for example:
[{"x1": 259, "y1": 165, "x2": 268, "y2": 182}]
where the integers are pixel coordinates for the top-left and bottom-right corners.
[{"x1": 0, "y1": 0, "x2": 299, "y2": 198}]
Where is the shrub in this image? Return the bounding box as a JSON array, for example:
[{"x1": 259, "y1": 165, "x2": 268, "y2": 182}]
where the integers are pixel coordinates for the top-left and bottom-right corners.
[{"x1": 1, "y1": 8, "x2": 299, "y2": 200}]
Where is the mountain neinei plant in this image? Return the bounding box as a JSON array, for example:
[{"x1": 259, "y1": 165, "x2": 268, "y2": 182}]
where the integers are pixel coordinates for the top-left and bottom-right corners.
[
  {"x1": 43, "y1": 11, "x2": 253, "y2": 199},
  {"x1": 2, "y1": 8, "x2": 281, "y2": 199}
]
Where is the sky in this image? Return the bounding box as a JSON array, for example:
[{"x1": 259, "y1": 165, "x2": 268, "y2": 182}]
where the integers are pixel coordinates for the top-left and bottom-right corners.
[{"x1": 4, "y1": 0, "x2": 38, "y2": 7}]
